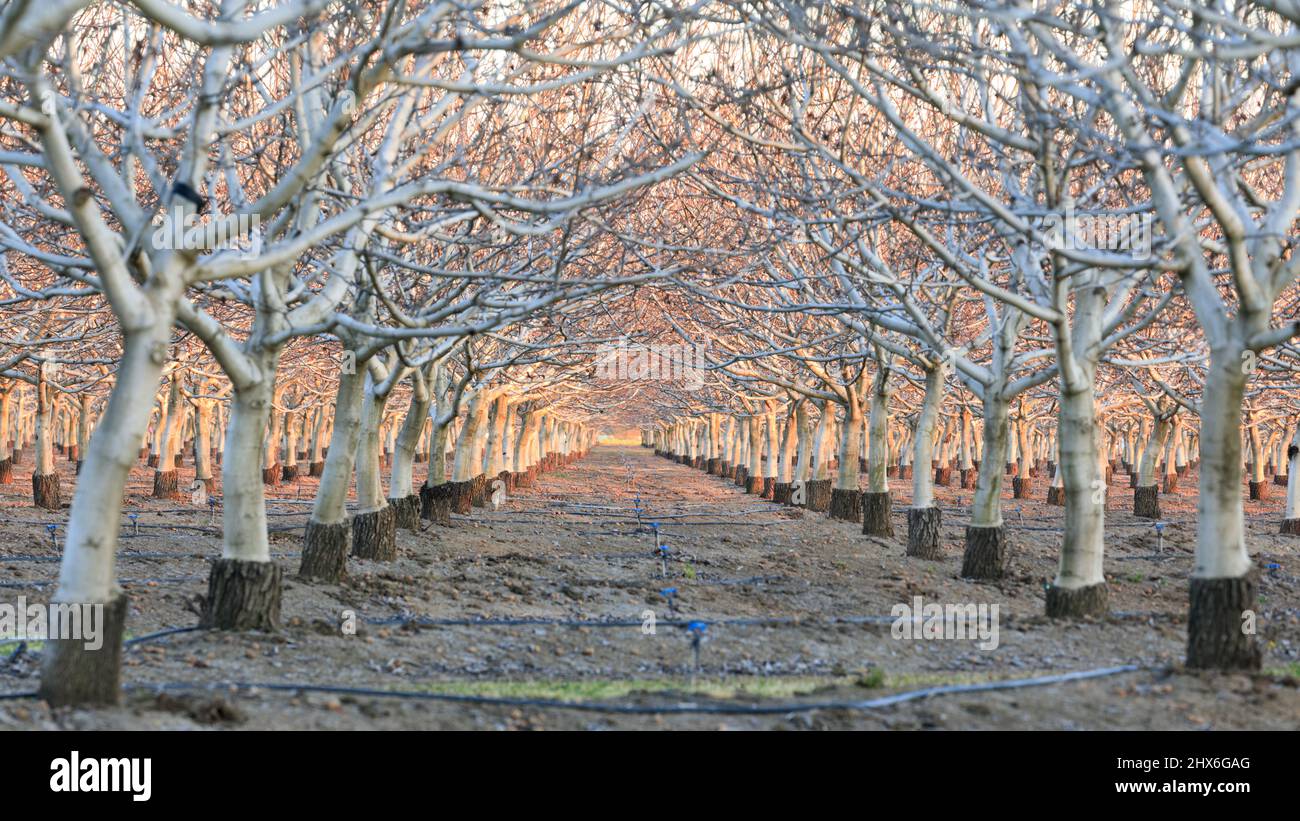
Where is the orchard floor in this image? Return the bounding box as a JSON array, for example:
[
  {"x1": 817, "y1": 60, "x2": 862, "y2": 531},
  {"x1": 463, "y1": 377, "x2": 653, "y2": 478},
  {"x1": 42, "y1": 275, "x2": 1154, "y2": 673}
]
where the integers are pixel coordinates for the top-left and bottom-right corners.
[{"x1": 1, "y1": 445, "x2": 1298, "y2": 730}]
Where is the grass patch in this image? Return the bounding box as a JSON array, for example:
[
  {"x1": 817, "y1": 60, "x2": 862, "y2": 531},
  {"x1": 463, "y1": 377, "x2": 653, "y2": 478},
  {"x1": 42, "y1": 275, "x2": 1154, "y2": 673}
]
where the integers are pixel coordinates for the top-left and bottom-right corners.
[
  {"x1": 1, "y1": 629, "x2": 158, "y2": 656},
  {"x1": 0, "y1": 639, "x2": 43, "y2": 654},
  {"x1": 407, "y1": 668, "x2": 1028, "y2": 702},
  {"x1": 1264, "y1": 661, "x2": 1300, "y2": 679}
]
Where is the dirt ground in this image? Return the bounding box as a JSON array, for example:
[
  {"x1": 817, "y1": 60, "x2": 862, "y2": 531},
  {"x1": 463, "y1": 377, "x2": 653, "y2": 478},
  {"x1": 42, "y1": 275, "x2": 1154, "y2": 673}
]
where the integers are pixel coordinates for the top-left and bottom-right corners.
[{"x1": 1, "y1": 445, "x2": 1297, "y2": 730}]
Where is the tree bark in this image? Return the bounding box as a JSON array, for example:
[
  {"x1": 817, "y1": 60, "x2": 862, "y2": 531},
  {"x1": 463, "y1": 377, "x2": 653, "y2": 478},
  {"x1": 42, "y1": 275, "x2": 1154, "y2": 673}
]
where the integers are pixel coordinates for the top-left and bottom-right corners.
[
  {"x1": 962, "y1": 525, "x2": 1006, "y2": 579},
  {"x1": 906, "y1": 506, "x2": 942, "y2": 559},
  {"x1": 861, "y1": 491, "x2": 893, "y2": 537},
  {"x1": 829, "y1": 487, "x2": 861, "y2": 522},
  {"x1": 351, "y1": 503, "x2": 397, "y2": 561},
  {"x1": 300, "y1": 521, "x2": 350, "y2": 582},
  {"x1": 32, "y1": 472, "x2": 61, "y2": 509},
  {"x1": 201, "y1": 558, "x2": 282, "y2": 631},
  {"x1": 37, "y1": 593, "x2": 128, "y2": 707},
  {"x1": 1186, "y1": 571, "x2": 1262, "y2": 670}
]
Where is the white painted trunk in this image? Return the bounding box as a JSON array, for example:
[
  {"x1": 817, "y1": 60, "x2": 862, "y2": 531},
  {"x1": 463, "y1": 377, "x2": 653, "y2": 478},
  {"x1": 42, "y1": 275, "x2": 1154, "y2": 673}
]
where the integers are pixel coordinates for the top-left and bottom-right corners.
[
  {"x1": 1053, "y1": 385, "x2": 1105, "y2": 590},
  {"x1": 836, "y1": 402, "x2": 862, "y2": 490},
  {"x1": 390, "y1": 389, "x2": 430, "y2": 499},
  {"x1": 221, "y1": 381, "x2": 273, "y2": 562},
  {"x1": 867, "y1": 381, "x2": 890, "y2": 494},
  {"x1": 311, "y1": 369, "x2": 365, "y2": 525},
  {"x1": 970, "y1": 393, "x2": 1009, "y2": 527},
  {"x1": 911, "y1": 366, "x2": 944, "y2": 509},
  {"x1": 1195, "y1": 352, "x2": 1252, "y2": 578},
  {"x1": 452, "y1": 392, "x2": 486, "y2": 481},
  {"x1": 355, "y1": 378, "x2": 389, "y2": 511},
  {"x1": 55, "y1": 324, "x2": 173, "y2": 603}
]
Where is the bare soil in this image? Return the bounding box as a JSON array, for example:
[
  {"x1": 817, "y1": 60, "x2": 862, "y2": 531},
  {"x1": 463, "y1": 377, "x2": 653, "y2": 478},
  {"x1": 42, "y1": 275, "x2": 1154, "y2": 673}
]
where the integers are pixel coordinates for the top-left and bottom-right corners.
[{"x1": 1, "y1": 446, "x2": 1297, "y2": 730}]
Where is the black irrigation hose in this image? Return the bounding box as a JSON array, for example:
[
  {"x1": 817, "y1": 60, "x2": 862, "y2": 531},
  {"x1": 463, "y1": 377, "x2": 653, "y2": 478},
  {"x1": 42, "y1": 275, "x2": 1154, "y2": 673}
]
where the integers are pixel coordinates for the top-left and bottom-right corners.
[
  {"x1": 0, "y1": 550, "x2": 302, "y2": 563},
  {"x1": 63, "y1": 663, "x2": 1141, "y2": 716},
  {"x1": 365, "y1": 614, "x2": 904, "y2": 629},
  {"x1": 124, "y1": 626, "x2": 203, "y2": 647},
  {"x1": 506, "y1": 507, "x2": 787, "y2": 519},
  {"x1": 0, "y1": 575, "x2": 203, "y2": 589}
]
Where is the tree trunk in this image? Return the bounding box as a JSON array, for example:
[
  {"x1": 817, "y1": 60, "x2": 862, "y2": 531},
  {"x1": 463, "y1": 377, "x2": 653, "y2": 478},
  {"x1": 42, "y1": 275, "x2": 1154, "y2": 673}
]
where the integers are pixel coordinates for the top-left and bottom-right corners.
[
  {"x1": 1048, "y1": 382, "x2": 1108, "y2": 618},
  {"x1": 300, "y1": 521, "x2": 350, "y2": 582},
  {"x1": 805, "y1": 478, "x2": 832, "y2": 512},
  {"x1": 962, "y1": 525, "x2": 1006, "y2": 579},
  {"x1": 41, "y1": 310, "x2": 179, "y2": 706},
  {"x1": 1134, "y1": 485, "x2": 1159, "y2": 519},
  {"x1": 351, "y1": 503, "x2": 397, "y2": 561},
  {"x1": 213, "y1": 375, "x2": 282, "y2": 627},
  {"x1": 1187, "y1": 571, "x2": 1262, "y2": 670},
  {"x1": 32, "y1": 472, "x2": 61, "y2": 509},
  {"x1": 829, "y1": 487, "x2": 861, "y2": 522},
  {"x1": 391, "y1": 494, "x2": 421, "y2": 531},
  {"x1": 906, "y1": 506, "x2": 942, "y2": 559},
  {"x1": 38, "y1": 593, "x2": 128, "y2": 707},
  {"x1": 420, "y1": 482, "x2": 454, "y2": 525},
  {"x1": 201, "y1": 558, "x2": 282, "y2": 631},
  {"x1": 861, "y1": 491, "x2": 893, "y2": 537},
  {"x1": 962, "y1": 392, "x2": 1009, "y2": 579},
  {"x1": 1187, "y1": 351, "x2": 1259, "y2": 669},
  {"x1": 300, "y1": 368, "x2": 365, "y2": 582}
]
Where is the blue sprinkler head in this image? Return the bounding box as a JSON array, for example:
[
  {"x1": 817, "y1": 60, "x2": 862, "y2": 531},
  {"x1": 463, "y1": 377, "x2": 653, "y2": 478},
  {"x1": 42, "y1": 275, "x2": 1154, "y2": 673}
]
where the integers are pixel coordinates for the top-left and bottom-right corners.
[
  {"x1": 1154, "y1": 522, "x2": 1165, "y2": 534},
  {"x1": 661, "y1": 587, "x2": 677, "y2": 599}
]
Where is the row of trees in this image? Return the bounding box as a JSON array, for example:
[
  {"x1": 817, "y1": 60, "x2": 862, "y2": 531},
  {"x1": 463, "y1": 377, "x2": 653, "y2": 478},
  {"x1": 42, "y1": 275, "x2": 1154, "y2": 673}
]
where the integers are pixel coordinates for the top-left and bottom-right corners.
[
  {"x1": 3, "y1": 1, "x2": 1300, "y2": 703},
  {"x1": 630, "y1": 1, "x2": 1300, "y2": 673},
  {"x1": 0, "y1": 0, "x2": 717, "y2": 705}
]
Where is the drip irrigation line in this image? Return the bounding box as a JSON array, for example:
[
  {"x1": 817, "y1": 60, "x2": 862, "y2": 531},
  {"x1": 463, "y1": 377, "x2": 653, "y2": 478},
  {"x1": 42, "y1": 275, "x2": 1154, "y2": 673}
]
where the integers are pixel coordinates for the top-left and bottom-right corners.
[
  {"x1": 461, "y1": 513, "x2": 790, "y2": 526},
  {"x1": 695, "y1": 575, "x2": 788, "y2": 586},
  {"x1": 40, "y1": 663, "x2": 1142, "y2": 716},
  {"x1": 124, "y1": 626, "x2": 203, "y2": 647},
  {"x1": 645, "y1": 520, "x2": 791, "y2": 527},
  {"x1": 364, "y1": 614, "x2": 909, "y2": 629},
  {"x1": 508, "y1": 506, "x2": 787, "y2": 519},
  {"x1": 0, "y1": 575, "x2": 203, "y2": 590},
  {"x1": 540, "y1": 500, "x2": 786, "y2": 512},
  {"x1": 0, "y1": 549, "x2": 302, "y2": 563}
]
